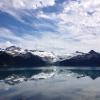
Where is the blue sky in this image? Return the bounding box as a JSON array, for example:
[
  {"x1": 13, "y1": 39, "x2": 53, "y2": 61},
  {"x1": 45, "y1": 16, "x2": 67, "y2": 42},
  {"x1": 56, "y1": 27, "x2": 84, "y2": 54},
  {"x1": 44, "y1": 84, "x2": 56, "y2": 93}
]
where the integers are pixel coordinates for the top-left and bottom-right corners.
[{"x1": 0, "y1": 0, "x2": 100, "y2": 54}]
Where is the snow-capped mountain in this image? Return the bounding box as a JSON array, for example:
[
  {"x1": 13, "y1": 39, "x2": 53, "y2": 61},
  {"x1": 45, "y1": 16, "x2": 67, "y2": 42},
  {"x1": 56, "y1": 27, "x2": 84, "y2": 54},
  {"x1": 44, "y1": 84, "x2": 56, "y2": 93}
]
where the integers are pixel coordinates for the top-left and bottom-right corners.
[
  {"x1": 29, "y1": 50, "x2": 57, "y2": 63},
  {"x1": 1, "y1": 46, "x2": 100, "y2": 67},
  {"x1": 58, "y1": 50, "x2": 100, "y2": 66},
  {"x1": 0, "y1": 46, "x2": 57, "y2": 66},
  {"x1": 5, "y1": 46, "x2": 26, "y2": 55},
  {"x1": 56, "y1": 51, "x2": 86, "y2": 62},
  {"x1": 5, "y1": 46, "x2": 56, "y2": 63}
]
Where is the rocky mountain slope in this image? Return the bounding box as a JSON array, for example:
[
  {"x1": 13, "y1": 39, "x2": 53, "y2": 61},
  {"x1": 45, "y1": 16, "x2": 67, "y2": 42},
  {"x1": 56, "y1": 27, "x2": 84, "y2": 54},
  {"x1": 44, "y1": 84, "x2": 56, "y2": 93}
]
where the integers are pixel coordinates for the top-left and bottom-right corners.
[
  {"x1": 58, "y1": 50, "x2": 100, "y2": 66},
  {"x1": 0, "y1": 46, "x2": 56, "y2": 67}
]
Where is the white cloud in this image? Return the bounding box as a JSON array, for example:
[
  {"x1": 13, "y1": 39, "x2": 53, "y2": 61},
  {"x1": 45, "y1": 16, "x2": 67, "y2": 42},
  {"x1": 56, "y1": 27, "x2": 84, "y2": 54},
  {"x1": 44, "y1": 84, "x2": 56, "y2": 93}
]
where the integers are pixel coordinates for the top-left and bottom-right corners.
[
  {"x1": 0, "y1": 28, "x2": 22, "y2": 41},
  {"x1": 0, "y1": 0, "x2": 55, "y2": 10},
  {"x1": 55, "y1": 0, "x2": 100, "y2": 49},
  {"x1": 0, "y1": 28, "x2": 81, "y2": 54},
  {"x1": 37, "y1": 11, "x2": 57, "y2": 20},
  {"x1": 0, "y1": 0, "x2": 100, "y2": 54},
  {"x1": 0, "y1": 26, "x2": 100, "y2": 55},
  {"x1": 0, "y1": 0, "x2": 55, "y2": 23},
  {"x1": 0, "y1": 41, "x2": 13, "y2": 49}
]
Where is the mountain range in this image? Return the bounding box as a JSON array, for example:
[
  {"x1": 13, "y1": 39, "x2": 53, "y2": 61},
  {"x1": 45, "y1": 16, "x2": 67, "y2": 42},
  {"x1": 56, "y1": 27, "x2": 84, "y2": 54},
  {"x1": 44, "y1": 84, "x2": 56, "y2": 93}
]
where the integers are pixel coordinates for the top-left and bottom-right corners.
[
  {"x1": 58, "y1": 50, "x2": 100, "y2": 66},
  {"x1": 0, "y1": 46, "x2": 100, "y2": 67},
  {"x1": 0, "y1": 46, "x2": 56, "y2": 67}
]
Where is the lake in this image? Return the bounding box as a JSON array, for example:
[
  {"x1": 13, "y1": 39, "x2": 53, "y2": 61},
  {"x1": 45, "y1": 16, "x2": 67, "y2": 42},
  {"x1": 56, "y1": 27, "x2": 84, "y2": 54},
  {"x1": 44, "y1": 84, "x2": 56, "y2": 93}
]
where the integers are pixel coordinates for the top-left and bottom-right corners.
[{"x1": 0, "y1": 66, "x2": 100, "y2": 100}]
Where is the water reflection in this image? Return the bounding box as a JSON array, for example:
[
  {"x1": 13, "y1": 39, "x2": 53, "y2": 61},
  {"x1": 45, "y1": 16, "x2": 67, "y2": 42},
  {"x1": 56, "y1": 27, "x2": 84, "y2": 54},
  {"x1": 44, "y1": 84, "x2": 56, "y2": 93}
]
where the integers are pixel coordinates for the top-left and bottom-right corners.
[
  {"x1": 0, "y1": 67, "x2": 57, "y2": 85},
  {"x1": 70, "y1": 69, "x2": 100, "y2": 80},
  {"x1": 0, "y1": 66, "x2": 100, "y2": 100},
  {"x1": 0, "y1": 67, "x2": 100, "y2": 85}
]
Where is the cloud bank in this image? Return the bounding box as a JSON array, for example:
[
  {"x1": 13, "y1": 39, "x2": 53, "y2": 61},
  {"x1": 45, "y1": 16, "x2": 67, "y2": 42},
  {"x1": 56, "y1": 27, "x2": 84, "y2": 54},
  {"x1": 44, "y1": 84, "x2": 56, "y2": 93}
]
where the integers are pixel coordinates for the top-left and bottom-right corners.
[{"x1": 0, "y1": 0, "x2": 100, "y2": 54}]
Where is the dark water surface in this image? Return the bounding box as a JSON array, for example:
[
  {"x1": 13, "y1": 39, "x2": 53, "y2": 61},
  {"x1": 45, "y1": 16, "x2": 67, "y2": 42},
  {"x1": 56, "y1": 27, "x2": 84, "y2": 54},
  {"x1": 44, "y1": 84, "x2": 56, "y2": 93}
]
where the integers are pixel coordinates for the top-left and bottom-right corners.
[{"x1": 0, "y1": 66, "x2": 100, "y2": 100}]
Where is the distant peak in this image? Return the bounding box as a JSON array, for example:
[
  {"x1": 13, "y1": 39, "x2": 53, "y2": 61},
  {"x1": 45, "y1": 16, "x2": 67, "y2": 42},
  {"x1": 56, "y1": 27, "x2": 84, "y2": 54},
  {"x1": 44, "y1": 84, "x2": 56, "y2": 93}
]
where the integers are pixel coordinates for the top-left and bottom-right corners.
[
  {"x1": 89, "y1": 50, "x2": 97, "y2": 54},
  {"x1": 75, "y1": 51, "x2": 83, "y2": 54},
  {"x1": 6, "y1": 46, "x2": 21, "y2": 51}
]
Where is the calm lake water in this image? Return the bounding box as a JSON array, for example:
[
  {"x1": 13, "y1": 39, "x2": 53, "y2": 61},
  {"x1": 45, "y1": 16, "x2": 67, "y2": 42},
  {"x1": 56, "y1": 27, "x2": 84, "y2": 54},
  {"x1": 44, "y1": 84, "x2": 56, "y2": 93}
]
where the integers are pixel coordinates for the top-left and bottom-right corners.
[{"x1": 0, "y1": 66, "x2": 100, "y2": 100}]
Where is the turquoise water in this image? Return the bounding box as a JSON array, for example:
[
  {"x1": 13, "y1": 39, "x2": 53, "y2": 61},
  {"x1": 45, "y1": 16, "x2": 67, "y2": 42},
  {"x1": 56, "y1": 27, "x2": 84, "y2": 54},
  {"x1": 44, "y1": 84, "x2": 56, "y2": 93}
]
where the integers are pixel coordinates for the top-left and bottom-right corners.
[{"x1": 0, "y1": 66, "x2": 100, "y2": 100}]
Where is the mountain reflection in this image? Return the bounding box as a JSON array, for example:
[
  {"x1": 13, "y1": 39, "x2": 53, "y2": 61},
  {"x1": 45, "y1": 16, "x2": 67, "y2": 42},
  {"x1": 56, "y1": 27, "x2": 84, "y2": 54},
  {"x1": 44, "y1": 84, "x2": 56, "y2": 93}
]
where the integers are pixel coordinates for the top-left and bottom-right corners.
[
  {"x1": 69, "y1": 69, "x2": 100, "y2": 80},
  {"x1": 0, "y1": 66, "x2": 100, "y2": 85}
]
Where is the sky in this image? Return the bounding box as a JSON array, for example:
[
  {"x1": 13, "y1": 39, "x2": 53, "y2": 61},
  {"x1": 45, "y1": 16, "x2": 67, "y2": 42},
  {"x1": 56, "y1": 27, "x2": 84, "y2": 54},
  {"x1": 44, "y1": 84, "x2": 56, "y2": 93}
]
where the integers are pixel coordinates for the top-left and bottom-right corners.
[{"x1": 0, "y1": 0, "x2": 100, "y2": 54}]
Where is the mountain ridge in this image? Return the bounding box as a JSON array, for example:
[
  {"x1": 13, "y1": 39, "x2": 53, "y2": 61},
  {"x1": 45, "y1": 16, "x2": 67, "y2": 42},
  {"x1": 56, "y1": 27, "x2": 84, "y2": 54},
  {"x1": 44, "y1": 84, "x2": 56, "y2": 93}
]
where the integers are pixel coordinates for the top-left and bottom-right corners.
[
  {"x1": 58, "y1": 50, "x2": 100, "y2": 66},
  {"x1": 0, "y1": 46, "x2": 100, "y2": 67},
  {"x1": 0, "y1": 46, "x2": 56, "y2": 67}
]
